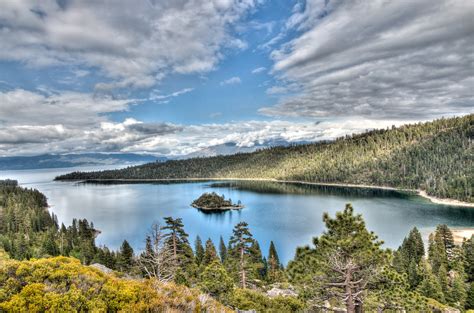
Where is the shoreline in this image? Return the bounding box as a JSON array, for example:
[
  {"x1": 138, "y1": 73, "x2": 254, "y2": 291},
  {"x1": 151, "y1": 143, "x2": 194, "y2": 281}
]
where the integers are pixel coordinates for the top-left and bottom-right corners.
[
  {"x1": 57, "y1": 177, "x2": 474, "y2": 208},
  {"x1": 450, "y1": 228, "x2": 474, "y2": 244}
]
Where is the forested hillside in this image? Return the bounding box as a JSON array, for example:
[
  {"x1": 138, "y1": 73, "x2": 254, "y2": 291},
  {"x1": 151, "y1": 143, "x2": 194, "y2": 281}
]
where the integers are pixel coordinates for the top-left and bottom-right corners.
[{"x1": 57, "y1": 115, "x2": 473, "y2": 202}]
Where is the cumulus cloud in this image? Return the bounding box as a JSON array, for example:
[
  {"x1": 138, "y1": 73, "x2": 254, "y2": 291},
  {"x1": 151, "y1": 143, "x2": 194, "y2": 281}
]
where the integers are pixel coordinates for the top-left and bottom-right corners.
[
  {"x1": 0, "y1": 0, "x2": 261, "y2": 88},
  {"x1": 0, "y1": 91, "x2": 410, "y2": 157},
  {"x1": 260, "y1": 0, "x2": 474, "y2": 120},
  {"x1": 220, "y1": 76, "x2": 242, "y2": 86}
]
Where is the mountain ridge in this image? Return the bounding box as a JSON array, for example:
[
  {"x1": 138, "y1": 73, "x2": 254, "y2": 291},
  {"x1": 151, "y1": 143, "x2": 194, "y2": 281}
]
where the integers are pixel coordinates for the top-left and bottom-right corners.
[{"x1": 0, "y1": 153, "x2": 165, "y2": 170}]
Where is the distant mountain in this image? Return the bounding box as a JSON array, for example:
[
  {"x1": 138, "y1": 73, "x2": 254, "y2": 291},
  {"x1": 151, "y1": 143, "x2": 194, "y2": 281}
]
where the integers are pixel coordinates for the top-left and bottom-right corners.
[
  {"x1": 56, "y1": 115, "x2": 473, "y2": 202},
  {"x1": 0, "y1": 153, "x2": 165, "y2": 170}
]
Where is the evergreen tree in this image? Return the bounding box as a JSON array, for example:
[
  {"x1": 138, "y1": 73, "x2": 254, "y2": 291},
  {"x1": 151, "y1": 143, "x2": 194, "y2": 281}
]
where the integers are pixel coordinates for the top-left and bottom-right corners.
[
  {"x1": 287, "y1": 204, "x2": 387, "y2": 312},
  {"x1": 194, "y1": 236, "x2": 204, "y2": 266},
  {"x1": 219, "y1": 236, "x2": 227, "y2": 263},
  {"x1": 366, "y1": 267, "x2": 427, "y2": 311},
  {"x1": 41, "y1": 229, "x2": 59, "y2": 256},
  {"x1": 228, "y1": 222, "x2": 255, "y2": 289},
  {"x1": 162, "y1": 217, "x2": 189, "y2": 260},
  {"x1": 162, "y1": 217, "x2": 195, "y2": 284},
  {"x1": 249, "y1": 240, "x2": 265, "y2": 282},
  {"x1": 202, "y1": 238, "x2": 218, "y2": 266},
  {"x1": 199, "y1": 261, "x2": 234, "y2": 299},
  {"x1": 451, "y1": 273, "x2": 467, "y2": 309},
  {"x1": 435, "y1": 224, "x2": 455, "y2": 265},
  {"x1": 417, "y1": 260, "x2": 445, "y2": 303},
  {"x1": 118, "y1": 240, "x2": 134, "y2": 272},
  {"x1": 463, "y1": 235, "x2": 474, "y2": 282},
  {"x1": 438, "y1": 264, "x2": 450, "y2": 301},
  {"x1": 267, "y1": 241, "x2": 283, "y2": 283},
  {"x1": 466, "y1": 283, "x2": 474, "y2": 310}
]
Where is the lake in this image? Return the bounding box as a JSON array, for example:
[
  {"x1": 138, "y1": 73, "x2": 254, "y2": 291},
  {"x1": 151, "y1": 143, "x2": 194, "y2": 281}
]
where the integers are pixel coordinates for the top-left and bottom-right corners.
[{"x1": 1, "y1": 167, "x2": 473, "y2": 264}]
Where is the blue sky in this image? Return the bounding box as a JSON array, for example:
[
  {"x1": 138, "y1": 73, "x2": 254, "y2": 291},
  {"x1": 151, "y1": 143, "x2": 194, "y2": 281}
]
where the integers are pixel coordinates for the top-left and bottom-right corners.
[{"x1": 0, "y1": 0, "x2": 473, "y2": 156}]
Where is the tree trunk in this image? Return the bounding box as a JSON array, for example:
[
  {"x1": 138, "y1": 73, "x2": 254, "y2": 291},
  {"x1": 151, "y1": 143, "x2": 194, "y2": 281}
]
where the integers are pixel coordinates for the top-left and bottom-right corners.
[
  {"x1": 172, "y1": 232, "x2": 177, "y2": 259},
  {"x1": 240, "y1": 246, "x2": 246, "y2": 288},
  {"x1": 345, "y1": 268, "x2": 355, "y2": 313}
]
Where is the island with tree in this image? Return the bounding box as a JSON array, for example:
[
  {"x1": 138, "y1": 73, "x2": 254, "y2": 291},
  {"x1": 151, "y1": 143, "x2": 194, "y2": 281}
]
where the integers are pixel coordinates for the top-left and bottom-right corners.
[{"x1": 191, "y1": 192, "x2": 243, "y2": 211}]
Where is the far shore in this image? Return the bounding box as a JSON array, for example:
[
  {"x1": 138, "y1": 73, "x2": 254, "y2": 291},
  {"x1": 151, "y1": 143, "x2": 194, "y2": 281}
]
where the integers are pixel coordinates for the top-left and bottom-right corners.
[
  {"x1": 58, "y1": 177, "x2": 474, "y2": 208},
  {"x1": 451, "y1": 228, "x2": 474, "y2": 244}
]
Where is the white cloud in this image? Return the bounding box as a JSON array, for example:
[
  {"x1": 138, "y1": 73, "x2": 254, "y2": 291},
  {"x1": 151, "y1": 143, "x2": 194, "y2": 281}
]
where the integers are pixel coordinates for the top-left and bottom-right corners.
[
  {"x1": 0, "y1": 89, "x2": 131, "y2": 127},
  {"x1": 0, "y1": 86, "x2": 411, "y2": 157},
  {"x1": 261, "y1": 0, "x2": 474, "y2": 120},
  {"x1": 220, "y1": 76, "x2": 242, "y2": 86},
  {"x1": 251, "y1": 67, "x2": 266, "y2": 74},
  {"x1": 0, "y1": 0, "x2": 261, "y2": 89}
]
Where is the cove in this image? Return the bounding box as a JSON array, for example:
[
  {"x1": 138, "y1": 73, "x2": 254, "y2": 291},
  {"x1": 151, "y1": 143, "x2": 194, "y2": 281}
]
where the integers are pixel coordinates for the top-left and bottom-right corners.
[{"x1": 1, "y1": 167, "x2": 473, "y2": 264}]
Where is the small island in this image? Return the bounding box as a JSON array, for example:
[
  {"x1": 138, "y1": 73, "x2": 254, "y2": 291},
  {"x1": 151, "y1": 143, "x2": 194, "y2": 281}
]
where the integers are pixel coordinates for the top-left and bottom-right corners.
[{"x1": 191, "y1": 192, "x2": 244, "y2": 211}]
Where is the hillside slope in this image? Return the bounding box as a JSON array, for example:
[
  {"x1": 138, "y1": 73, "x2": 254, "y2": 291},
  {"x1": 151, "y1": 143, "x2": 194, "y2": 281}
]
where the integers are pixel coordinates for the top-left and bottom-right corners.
[
  {"x1": 0, "y1": 256, "x2": 230, "y2": 312},
  {"x1": 56, "y1": 115, "x2": 473, "y2": 202}
]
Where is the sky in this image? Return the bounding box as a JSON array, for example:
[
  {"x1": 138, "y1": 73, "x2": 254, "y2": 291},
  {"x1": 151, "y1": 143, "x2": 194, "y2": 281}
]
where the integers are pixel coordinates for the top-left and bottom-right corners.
[{"x1": 0, "y1": 0, "x2": 473, "y2": 157}]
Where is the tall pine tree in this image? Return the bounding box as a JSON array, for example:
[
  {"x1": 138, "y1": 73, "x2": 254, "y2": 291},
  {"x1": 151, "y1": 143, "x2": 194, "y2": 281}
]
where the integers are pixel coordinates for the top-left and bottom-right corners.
[{"x1": 227, "y1": 222, "x2": 255, "y2": 289}]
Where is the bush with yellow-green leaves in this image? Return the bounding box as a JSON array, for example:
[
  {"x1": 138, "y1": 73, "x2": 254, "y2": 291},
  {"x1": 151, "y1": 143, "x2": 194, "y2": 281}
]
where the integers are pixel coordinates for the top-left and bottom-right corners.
[{"x1": 0, "y1": 256, "x2": 231, "y2": 312}]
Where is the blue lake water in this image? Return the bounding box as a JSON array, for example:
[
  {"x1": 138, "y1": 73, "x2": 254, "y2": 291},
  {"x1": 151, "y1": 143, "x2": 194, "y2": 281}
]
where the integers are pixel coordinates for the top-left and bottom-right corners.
[{"x1": 1, "y1": 167, "x2": 473, "y2": 264}]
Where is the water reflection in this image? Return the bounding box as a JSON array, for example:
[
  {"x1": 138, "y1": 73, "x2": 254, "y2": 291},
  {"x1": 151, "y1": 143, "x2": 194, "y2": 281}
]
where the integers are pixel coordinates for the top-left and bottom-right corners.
[{"x1": 209, "y1": 181, "x2": 413, "y2": 199}]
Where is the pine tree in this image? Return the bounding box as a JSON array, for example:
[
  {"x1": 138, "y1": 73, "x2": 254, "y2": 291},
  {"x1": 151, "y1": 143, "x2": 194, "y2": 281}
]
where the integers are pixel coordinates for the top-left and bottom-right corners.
[
  {"x1": 287, "y1": 204, "x2": 387, "y2": 312},
  {"x1": 228, "y1": 222, "x2": 255, "y2": 289},
  {"x1": 118, "y1": 240, "x2": 134, "y2": 272},
  {"x1": 249, "y1": 240, "x2": 265, "y2": 282},
  {"x1": 162, "y1": 217, "x2": 189, "y2": 261},
  {"x1": 436, "y1": 224, "x2": 455, "y2": 264},
  {"x1": 463, "y1": 235, "x2": 474, "y2": 282},
  {"x1": 466, "y1": 283, "x2": 474, "y2": 310},
  {"x1": 162, "y1": 217, "x2": 195, "y2": 284},
  {"x1": 429, "y1": 234, "x2": 447, "y2": 275},
  {"x1": 194, "y1": 236, "x2": 204, "y2": 266},
  {"x1": 451, "y1": 273, "x2": 467, "y2": 309},
  {"x1": 438, "y1": 264, "x2": 450, "y2": 302},
  {"x1": 199, "y1": 261, "x2": 234, "y2": 299},
  {"x1": 41, "y1": 229, "x2": 59, "y2": 256},
  {"x1": 428, "y1": 224, "x2": 454, "y2": 274},
  {"x1": 203, "y1": 238, "x2": 218, "y2": 266},
  {"x1": 367, "y1": 268, "x2": 428, "y2": 311},
  {"x1": 219, "y1": 236, "x2": 227, "y2": 263},
  {"x1": 417, "y1": 260, "x2": 445, "y2": 303},
  {"x1": 267, "y1": 241, "x2": 284, "y2": 283}
]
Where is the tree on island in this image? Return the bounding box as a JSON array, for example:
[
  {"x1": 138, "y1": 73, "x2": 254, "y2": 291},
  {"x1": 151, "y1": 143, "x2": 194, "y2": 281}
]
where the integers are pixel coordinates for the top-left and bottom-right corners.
[{"x1": 191, "y1": 192, "x2": 242, "y2": 210}]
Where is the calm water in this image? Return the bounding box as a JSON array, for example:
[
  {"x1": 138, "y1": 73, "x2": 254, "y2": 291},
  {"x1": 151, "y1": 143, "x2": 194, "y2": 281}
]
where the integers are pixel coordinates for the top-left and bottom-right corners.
[{"x1": 1, "y1": 167, "x2": 473, "y2": 264}]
